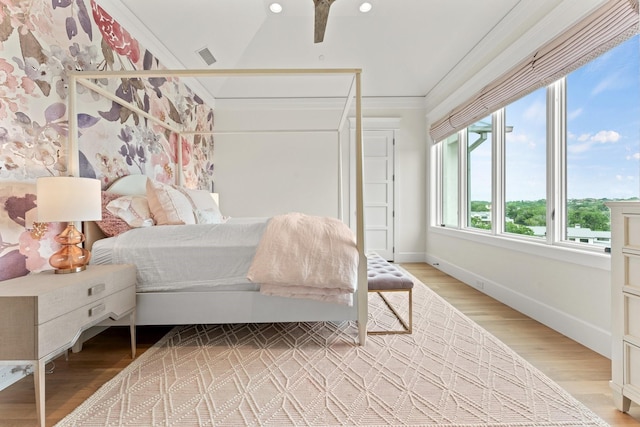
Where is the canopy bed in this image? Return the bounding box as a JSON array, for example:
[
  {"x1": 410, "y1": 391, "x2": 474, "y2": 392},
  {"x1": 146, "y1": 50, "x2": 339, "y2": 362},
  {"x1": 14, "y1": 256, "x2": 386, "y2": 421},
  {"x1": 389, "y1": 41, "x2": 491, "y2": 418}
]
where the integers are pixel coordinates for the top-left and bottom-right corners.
[{"x1": 66, "y1": 68, "x2": 369, "y2": 345}]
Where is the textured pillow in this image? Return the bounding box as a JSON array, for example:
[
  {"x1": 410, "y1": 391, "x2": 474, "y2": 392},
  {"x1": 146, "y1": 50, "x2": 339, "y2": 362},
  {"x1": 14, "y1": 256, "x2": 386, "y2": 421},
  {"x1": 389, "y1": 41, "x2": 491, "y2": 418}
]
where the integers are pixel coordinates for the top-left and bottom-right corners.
[
  {"x1": 146, "y1": 179, "x2": 195, "y2": 225},
  {"x1": 95, "y1": 191, "x2": 131, "y2": 237},
  {"x1": 194, "y1": 208, "x2": 224, "y2": 225},
  {"x1": 106, "y1": 195, "x2": 154, "y2": 228},
  {"x1": 175, "y1": 187, "x2": 224, "y2": 224}
]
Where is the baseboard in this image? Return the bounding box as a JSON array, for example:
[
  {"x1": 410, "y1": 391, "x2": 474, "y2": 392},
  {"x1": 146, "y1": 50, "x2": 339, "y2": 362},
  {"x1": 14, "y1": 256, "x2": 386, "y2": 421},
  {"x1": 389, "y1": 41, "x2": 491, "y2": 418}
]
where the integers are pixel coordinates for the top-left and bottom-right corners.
[
  {"x1": 0, "y1": 365, "x2": 30, "y2": 392},
  {"x1": 425, "y1": 254, "x2": 611, "y2": 358},
  {"x1": 394, "y1": 252, "x2": 426, "y2": 263}
]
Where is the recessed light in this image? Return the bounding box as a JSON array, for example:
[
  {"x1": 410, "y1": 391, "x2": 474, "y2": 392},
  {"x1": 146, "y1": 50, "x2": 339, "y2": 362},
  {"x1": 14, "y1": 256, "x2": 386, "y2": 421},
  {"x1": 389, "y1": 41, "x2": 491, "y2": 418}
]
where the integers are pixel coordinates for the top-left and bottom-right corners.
[
  {"x1": 269, "y1": 3, "x2": 283, "y2": 13},
  {"x1": 359, "y1": 2, "x2": 372, "y2": 13}
]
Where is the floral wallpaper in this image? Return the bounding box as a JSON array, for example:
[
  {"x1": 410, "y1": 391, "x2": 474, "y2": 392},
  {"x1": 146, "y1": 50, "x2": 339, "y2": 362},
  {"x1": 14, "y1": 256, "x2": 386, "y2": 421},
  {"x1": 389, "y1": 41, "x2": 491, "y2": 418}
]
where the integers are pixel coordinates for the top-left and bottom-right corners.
[{"x1": 0, "y1": 0, "x2": 215, "y2": 280}]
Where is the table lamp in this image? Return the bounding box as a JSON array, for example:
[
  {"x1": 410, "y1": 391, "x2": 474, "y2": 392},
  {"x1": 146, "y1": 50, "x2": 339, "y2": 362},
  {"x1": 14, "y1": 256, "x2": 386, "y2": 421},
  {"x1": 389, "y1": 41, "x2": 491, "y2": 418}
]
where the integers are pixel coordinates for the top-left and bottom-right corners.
[{"x1": 36, "y1": 176, "x2": 102, "y2": 274}]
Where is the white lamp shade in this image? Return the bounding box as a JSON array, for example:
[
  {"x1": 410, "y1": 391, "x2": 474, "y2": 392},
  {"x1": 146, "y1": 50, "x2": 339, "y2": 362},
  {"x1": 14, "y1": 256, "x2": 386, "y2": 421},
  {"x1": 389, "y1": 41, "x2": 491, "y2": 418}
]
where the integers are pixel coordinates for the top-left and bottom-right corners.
[{"x1": 36, "y1": 177, "x2": 102, "y2": 222}]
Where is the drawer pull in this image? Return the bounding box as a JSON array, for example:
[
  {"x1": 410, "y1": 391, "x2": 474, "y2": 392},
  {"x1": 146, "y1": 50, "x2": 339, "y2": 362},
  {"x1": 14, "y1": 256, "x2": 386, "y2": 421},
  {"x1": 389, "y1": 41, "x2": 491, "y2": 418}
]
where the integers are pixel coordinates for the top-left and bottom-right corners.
[
  {"x1": 88, "y1": 283, "x2": 106, "y2": 296},
  {"x1": 89, "y1": 303, "x2": 106, "y2": 317}
]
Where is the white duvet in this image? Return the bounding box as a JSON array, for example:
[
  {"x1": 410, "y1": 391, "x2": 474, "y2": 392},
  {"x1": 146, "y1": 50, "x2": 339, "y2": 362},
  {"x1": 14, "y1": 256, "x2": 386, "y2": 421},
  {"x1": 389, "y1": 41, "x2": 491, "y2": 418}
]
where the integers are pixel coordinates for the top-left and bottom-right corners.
[
  {"x1": 104, "y1": 214, "x2": 359, "y2": 305},
  {"x1": 110, "y1": 218, "x2": 269, "y2": 292}
]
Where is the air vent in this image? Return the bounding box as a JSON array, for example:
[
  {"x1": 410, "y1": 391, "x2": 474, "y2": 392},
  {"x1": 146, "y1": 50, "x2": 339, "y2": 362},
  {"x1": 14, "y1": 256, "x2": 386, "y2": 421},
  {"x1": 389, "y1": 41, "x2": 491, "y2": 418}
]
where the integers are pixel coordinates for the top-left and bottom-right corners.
[{"x1": 196, "y1": 47, "x2": 217, "y2": 66}]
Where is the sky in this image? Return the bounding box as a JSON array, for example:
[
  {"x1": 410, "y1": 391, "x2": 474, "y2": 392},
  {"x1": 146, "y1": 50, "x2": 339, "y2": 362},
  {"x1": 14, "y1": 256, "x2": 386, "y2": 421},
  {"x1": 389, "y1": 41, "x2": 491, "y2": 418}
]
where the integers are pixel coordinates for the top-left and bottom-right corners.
[{"x1": 470, "y1": 35, "x2": 640, "y2": 202}]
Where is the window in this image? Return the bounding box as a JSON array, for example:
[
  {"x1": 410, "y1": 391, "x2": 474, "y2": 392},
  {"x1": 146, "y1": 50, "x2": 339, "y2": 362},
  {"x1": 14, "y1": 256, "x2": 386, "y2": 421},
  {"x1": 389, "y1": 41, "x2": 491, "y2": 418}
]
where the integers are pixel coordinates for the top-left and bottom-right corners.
[
  {"x1": 565, "y1": 36, "x2": 640, "y2": 247},
  {"x1": 504, "y1": 88, "x2": 547, "y2": 239},
  {"x1": 434, "y1": 35, "x2": 640, "y2": 250},
  {"x1": 441, "y1": 133, "x2": 459, "y2": 227},
  {"x1": 467, "y1": 117, "x2": 492, "y2": 230}
]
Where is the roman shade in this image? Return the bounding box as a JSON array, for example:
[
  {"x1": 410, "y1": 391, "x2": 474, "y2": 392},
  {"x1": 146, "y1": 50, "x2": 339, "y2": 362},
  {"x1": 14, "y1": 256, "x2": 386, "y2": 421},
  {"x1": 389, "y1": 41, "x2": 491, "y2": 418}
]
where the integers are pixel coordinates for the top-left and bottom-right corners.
[{"x1": 430, "y1": 0, "x2": 639, "y2": 142}]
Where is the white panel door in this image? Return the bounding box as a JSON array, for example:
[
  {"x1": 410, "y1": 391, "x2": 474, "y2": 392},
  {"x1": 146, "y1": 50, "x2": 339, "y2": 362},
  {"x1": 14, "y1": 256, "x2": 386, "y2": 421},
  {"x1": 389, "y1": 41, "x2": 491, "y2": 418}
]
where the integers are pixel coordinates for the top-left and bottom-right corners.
[{"x1": 363, "y1": 130, "x2": 394, "y2": 260}]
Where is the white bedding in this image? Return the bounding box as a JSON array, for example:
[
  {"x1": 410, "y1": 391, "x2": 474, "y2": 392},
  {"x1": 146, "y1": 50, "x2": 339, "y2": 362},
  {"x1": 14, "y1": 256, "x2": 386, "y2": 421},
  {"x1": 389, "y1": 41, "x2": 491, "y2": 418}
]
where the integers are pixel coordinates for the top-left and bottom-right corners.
[
  {"x1": 98, "y1": 218, "x2": 269, "y2": 292},
  {"x1": 90, "y1": 214, "x2": 358, "y2": 305}
]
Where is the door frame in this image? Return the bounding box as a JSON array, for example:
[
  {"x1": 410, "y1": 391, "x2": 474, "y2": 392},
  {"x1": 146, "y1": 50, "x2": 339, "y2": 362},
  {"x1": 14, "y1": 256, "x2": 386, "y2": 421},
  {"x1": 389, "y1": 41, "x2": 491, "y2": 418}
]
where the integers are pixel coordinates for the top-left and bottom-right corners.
[{"x1": 349, "y1": 117, "x2": 401, "y2": 260}]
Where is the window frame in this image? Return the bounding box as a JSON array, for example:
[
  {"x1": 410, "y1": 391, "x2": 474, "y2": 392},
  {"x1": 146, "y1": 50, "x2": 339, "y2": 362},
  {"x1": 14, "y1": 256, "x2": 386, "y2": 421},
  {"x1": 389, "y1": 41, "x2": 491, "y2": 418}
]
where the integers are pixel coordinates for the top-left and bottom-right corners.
[{"x1": 432, "y1": 76, "x2": 612, "y2": 260}]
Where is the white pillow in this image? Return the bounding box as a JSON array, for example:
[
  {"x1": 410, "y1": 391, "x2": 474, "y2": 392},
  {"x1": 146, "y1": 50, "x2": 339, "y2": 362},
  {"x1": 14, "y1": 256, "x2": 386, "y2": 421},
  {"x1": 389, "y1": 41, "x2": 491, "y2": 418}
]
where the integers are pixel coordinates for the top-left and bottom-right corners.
[
  {"x1": 146, "y1": 179, "x2": 195, "y2": 225},
  {"x1": 194, "y1": 208, "x2": 224, "y2": 224},
  {"x1": 106, "y1": 195, "x2": 154, "y2": 228},
  {"x1": 175, "y1": 186, "x2": 224, "y2": 222}
]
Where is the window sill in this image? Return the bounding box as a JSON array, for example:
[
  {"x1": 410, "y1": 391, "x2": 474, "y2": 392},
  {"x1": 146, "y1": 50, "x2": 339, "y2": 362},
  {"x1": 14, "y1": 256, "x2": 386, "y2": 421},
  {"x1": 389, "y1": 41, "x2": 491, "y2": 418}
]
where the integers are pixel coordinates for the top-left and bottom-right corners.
[{"x1": 428, "y1": 225, "x2": 610, "y2": 271}]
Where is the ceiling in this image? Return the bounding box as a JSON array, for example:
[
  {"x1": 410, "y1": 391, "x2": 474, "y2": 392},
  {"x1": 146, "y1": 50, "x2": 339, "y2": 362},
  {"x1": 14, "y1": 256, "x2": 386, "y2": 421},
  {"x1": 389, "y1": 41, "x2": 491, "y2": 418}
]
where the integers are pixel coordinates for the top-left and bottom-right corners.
[{"x1": 99, "y1": 0, "x2": 600, "y2": 102}]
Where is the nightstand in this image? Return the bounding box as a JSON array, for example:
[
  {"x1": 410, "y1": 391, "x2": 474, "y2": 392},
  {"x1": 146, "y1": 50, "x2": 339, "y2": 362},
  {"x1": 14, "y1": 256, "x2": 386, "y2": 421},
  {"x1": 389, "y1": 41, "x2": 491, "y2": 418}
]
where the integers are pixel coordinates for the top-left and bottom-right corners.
[{"x1": 0, "y1": 264, "x2": 136, "y2": 427}]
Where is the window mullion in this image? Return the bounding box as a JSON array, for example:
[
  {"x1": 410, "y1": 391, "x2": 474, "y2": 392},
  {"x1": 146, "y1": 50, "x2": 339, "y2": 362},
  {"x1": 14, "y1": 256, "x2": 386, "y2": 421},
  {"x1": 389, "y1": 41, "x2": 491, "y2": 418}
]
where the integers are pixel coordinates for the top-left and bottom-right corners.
[
  {"x1": 432, "y1": 142, "x2": 443, "y2": 227},
  {"x1": 459, "y1": 130, "x2": 468, "y2": 229},
  {"x1": 493, "y1": 109, "x2": 506, "y2": 235},
  {"x1": 547, "y1": 78, "x2": 566, "y2": 245}
]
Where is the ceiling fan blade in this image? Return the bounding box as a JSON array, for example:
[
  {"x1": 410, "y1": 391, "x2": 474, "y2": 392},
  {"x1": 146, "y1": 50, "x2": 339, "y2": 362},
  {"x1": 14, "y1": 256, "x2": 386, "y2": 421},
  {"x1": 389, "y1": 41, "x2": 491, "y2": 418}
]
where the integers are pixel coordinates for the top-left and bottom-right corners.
[{"x1": 314, "y1": 0, "x2": 336, "y2": 43}]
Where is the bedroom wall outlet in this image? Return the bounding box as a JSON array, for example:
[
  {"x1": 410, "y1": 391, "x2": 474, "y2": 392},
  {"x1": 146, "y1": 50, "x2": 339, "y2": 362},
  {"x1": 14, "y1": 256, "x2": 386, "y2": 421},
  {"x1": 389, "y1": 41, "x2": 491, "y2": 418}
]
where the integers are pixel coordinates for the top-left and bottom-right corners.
[{"x1": 475, "y1": 280, "x2": 485, "y2": 290}]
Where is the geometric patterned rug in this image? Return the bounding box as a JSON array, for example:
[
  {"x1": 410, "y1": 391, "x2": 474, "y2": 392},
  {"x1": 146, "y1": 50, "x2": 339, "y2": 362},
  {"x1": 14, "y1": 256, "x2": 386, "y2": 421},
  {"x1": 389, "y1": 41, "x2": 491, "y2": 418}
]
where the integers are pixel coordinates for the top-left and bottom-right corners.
[{"x1": 55, "y1": 274, "x2": 609, "y2": 426}]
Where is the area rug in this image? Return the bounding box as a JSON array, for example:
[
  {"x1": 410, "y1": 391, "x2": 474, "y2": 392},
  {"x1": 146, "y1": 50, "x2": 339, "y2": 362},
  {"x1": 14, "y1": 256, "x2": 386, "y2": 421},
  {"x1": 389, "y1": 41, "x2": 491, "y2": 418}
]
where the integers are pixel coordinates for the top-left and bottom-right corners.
[{"x1": 56, "y1": 274, "x2": 608, "y2": 426}]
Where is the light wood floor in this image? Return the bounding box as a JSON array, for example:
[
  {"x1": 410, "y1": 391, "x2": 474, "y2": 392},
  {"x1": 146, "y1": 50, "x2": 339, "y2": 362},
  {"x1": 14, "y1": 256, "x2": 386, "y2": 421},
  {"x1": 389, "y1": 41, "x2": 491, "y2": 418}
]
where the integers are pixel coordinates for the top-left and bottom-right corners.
[
  {"x1": 0, "y1": 263, "x2": 639, "y2": 426},
  {"x1": 404, "y1": 262, "x2": 640, "y2": 427}
]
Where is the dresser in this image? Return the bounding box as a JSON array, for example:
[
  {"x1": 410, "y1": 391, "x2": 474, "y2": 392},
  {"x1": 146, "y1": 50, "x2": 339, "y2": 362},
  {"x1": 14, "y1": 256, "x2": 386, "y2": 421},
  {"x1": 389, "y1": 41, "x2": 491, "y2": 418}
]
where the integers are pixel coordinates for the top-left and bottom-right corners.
[
  {"x1": 0, "y1": 264, "x2": 136, "y2": 427},
  {"x1": 608, "y1": 202, "x2": 640, "y2": 412}
]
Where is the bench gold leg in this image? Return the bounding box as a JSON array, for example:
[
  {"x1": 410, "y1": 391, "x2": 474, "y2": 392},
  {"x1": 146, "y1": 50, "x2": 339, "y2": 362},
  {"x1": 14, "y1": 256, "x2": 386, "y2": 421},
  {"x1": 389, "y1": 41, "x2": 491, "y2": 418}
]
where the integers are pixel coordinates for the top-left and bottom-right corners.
[{"x1": 368, "y1": 289, "x2": 412, "y2": 335}]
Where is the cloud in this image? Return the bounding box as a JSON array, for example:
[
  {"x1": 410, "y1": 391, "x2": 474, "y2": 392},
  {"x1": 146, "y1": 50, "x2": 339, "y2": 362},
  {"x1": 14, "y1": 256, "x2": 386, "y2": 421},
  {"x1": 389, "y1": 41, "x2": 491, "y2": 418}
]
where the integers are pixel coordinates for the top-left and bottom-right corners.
[
  {"x1": 591, "y1": 74, "x2": 618, "y2": 96},
  {"x1": 567, "y1": 130, "x2": 620, "y2": 154},
  {"x1": 567, "y1": 108, "x2": 583, "y2": 121},
  {"x1": 625, "y1": 152, "x2": 640, "y2": 160},
  {"x1": 591, "y1": 130, "x2": 620, "y2": 143}
]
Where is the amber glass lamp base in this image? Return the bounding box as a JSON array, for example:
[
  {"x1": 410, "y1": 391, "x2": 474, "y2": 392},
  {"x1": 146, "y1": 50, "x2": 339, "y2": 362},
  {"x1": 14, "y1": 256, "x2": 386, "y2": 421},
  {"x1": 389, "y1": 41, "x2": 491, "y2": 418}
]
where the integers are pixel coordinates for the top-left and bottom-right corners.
[{"x1": 49, "y1": 224, "x2": 91, "y2": 274}]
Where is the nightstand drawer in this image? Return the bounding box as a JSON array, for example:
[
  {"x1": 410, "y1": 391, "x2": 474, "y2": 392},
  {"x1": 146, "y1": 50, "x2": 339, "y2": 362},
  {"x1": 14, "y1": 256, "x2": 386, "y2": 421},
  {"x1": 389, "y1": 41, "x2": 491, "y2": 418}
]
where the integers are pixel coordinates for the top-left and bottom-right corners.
[
  {"x1": 624, "y1": 254, "x2": 640, "y2": 294},
  {"x1": 624, "y1": 214, "x2": 640, "y2": 250},
  {"x1": 37, "y1": 286, "x2": 135, "y2": 359},
  {"x1": 37, "y1": 265, "x2": 136, "y2": 324},
  {"x1": 626, "y1": 293, "x2": 640, "y2": 344},
  {"x1": 625, "y1": 342, "x2": 640, "y2": 393}
]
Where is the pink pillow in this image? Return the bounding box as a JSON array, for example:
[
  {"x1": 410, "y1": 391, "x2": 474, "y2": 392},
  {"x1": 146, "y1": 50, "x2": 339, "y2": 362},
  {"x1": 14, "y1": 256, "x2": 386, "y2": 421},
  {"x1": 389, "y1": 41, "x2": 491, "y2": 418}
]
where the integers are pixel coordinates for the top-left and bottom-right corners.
[
  {"x1": 95, "y1": 192, "x2": 131, "y2": 237},
  {"x1": 146, "y1": 179, "x2": 195, "y2": 225}
]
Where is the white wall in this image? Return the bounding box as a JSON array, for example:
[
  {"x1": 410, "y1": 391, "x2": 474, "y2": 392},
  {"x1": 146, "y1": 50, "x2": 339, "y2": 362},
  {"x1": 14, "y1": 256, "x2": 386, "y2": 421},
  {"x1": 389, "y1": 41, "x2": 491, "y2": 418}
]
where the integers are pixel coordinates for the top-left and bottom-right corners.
[
  {"x1": 215, "y1": 132, "x2": 340, "y2": 218},
  {"x1": 425, "y1": 228, "x2": 611, "y2": 357},
  {"x1": 214, "y1": 97, "x2": 427, "y2": 262}
]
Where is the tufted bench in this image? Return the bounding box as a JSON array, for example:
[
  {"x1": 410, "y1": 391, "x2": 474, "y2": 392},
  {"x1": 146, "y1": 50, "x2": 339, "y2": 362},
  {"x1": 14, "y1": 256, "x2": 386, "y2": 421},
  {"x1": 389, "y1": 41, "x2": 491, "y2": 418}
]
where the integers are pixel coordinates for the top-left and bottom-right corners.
[{"x1": 367, "y1": 252, "x2": 413, "y2": 334}]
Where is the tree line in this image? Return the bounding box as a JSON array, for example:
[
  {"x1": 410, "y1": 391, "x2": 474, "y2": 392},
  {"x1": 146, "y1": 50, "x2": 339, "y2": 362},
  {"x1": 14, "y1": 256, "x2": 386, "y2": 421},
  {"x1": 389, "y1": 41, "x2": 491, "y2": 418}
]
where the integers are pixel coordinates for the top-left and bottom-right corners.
[{"x1": 469, "y1": 198, "x2": 638, "y2": 235}]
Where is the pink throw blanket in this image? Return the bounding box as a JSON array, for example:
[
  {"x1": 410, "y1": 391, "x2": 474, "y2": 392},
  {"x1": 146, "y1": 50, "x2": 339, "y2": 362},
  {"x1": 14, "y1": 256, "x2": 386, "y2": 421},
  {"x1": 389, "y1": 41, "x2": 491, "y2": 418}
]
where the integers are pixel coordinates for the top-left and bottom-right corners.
[{"x1": 247, "y1": 213, "x2": 358, "y2": 305}]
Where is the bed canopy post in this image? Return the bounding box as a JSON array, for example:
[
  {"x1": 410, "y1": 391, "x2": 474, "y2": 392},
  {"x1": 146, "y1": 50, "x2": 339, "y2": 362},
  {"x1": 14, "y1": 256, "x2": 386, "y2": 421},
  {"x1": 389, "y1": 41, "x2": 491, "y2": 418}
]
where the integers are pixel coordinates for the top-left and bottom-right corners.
[
  {"x1": 68, "y1": 74, "x2": 79, "y2": 176},
  {"x1": 337, "y1": 76, "x2": 357, "y2": 223},
  {"x1": 337, "y1": 130, "x2": 344, "y2": 221},
  {"x1": 176, "y1": 131, "x2": 183, "y2": 186},
  {"x1": 354, "y1": 71, "x2": 368, "y2": 346}
]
